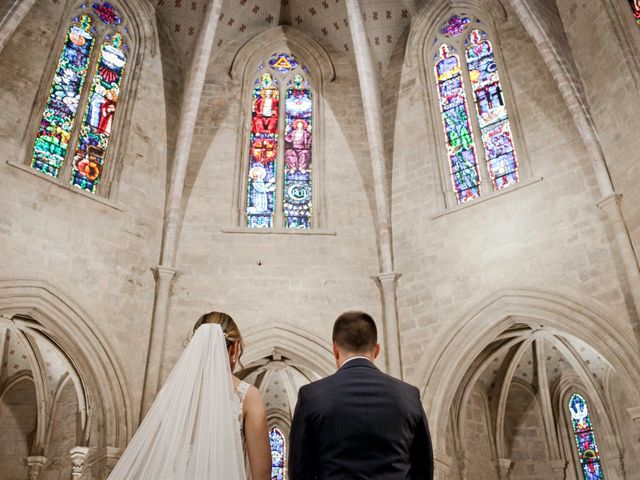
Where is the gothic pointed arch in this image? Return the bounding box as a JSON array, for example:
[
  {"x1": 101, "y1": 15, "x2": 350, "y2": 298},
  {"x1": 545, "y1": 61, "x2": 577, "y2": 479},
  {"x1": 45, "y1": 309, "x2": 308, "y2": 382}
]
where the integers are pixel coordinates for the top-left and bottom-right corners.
[
  {"x1": 407, "y1": 1, "x2": 532, "y2": 208},
  {"x1": 229, "y1": 26, "x2": 335, "y2": 230}
]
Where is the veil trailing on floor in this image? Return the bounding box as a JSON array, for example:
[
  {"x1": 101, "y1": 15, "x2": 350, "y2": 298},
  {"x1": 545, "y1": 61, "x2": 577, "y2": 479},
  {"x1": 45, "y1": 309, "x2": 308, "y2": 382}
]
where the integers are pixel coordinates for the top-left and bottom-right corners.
[{"x1": 108, "y1": 324, "x2": 244, "y2": 480}]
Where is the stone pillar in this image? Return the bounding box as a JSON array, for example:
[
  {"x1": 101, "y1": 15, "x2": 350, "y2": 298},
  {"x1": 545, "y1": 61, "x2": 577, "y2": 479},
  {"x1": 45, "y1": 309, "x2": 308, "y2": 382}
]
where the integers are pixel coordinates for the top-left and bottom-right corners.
[
  {"x1": 434, "y1": 450, "x2": 453, "y2": 480},
  {"x1": 495, "y1": 458, "x2": 513, "y2": 480},
  {"x1": 87, "y1": 446, "x2": 121, "y2": 480},
  {"x1": 346, "y1": 0, "x2": 402, "y2": 379},
  {"x1": 25, "y1": 456, "x2": 47, "y2": 480},
  {"x1": 141, "y1": 0, "x2": 224, "y2": 417},
  {"x1": 70, "y1": 447, "x2": 90, "y2": 480},
  {"x1": 140, "y1": 266, "x2": 176, "y2": 416},
  {"x1": 456, "y1": 450, "x2": 471, "y2": 480},
  {"x1": 0, "y1": 0, "x2": 37, "y2": 54},
  {"x1": 549, "y1": 459, "x2": 568, "y2": 480}
]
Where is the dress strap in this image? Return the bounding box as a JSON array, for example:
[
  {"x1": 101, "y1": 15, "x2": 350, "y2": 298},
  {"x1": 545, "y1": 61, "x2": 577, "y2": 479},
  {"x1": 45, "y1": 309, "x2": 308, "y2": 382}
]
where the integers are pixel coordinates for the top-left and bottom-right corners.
[{"x1": 236, "y1": 380, "x2": 251, "y2": 403}]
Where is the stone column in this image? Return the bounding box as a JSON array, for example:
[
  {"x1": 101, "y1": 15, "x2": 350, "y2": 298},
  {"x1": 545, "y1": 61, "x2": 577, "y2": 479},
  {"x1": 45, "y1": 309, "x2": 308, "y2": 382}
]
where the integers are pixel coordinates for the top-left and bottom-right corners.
[
  {"x1": 434, "y1": 450, "x2": 453, "y2": 480},
  {"x1": 87, "y1": 446, "x2": 121, "y2": 480},
  {"x1": 70, "y1": 447, "x2": 90, "y2": 480},
  {"x1": 0, "y1": 0, "x2": 37, "y2": 54},
  {"x1": 549, "y1": 459, "x2": 568, "y2": 480},
  {"x1": 495, "y1": 458, "x2": 513, "y2": 480},
  {"x1": 141, "y1": 0, "x2": 224, "y2": 417},
  {"x1": 25, "y1": 456, "x2": 47, "y2": 480},
  {"x1": 346, "y1": 0, "x2": 402, "y2": 379},
  {"x1": 506, "y1": 0, "x2": 640, "y2": 336},
  {"x1": 455, "y1": 449, "x2": 471, "y2": 480}
]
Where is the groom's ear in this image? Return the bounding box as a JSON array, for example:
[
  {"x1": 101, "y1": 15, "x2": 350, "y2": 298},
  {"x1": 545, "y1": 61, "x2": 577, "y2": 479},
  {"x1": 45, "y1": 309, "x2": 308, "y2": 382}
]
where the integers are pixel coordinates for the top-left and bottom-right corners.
[
  {"x1": 373, "y1": 343, "x2": 381, "y2": 359},
  {"x1": 332, "y1": 343, "x2": 340, "y2": 360}
]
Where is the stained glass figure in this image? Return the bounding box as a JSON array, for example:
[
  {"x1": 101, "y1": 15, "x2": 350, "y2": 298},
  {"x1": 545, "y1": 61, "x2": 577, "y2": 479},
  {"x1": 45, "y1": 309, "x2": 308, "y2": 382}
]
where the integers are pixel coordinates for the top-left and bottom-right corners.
[
  {"x1": 247, "y1": 73, "x2": 279, "y2": 227},
  {"x1": 569, "y1": 394, "x2": 604, "y2": 480},
  {"x1": 32, "y1": 16, "x2": 95, "y2": 177},
  {"x1": 629, "y1": 0, "x2": 640, "y2": 28},
  {"x1": 465, "y1": 29, "x2": 519, "y2": 191},
  {"x1": 441, "y1": 15, "x2": 471, "y2": 37},
  {"x1": 269, "y1": 427, "x2": 286, "y2": 480},
  {"x1": 284, "y1": 74, "x2": 313, "y2": 228},
  {"x1": 92, "y1": 2, "x2": 122, "y2": 25},
  {"x1": 269, "y1": 53, "x2": 299, "y2": 73},
  {"x1": 71, "y1": 33, "x2": 127, "y2": 193},
  {"x1": 434, "y1": 44, "x2": 480, "y2": 203}
]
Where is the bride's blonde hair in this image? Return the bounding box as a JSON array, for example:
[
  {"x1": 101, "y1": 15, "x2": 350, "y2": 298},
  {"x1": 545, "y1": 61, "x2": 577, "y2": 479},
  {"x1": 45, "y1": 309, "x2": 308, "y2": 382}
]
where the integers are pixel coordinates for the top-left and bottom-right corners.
[{"x1": 192, "y1": 311, "x2": 244, "y2": 359}]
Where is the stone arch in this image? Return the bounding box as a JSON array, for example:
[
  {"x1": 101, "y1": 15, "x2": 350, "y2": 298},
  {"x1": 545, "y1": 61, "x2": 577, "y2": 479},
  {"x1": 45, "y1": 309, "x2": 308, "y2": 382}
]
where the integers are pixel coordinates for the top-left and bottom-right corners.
[
  {"x1": 226, "y1": 25, "x2": 335, "y2": 228},
  {"x1": 419, "y1": 288, "x2": 640, "y2": 453},
  {"x1": 241, "y1": 322, "x2": 334, "y2": 379},
  {"x1": 0, "y1": 280, "x2": 132, "y2": 449}
]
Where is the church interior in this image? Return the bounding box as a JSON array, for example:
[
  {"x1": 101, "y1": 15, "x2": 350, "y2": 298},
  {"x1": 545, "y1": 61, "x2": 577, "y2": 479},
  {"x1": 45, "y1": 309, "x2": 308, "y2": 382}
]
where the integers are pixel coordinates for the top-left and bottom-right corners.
[{"x1": 1, "y1": 0, "x2": 640, "y2": 478}]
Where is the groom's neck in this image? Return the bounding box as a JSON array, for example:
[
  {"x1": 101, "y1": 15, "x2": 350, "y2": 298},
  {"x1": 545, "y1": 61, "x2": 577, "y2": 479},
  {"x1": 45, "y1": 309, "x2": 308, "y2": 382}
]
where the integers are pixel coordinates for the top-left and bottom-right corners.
[{"x1": 336, "y1": 352, "x2": 375, "y2": 369}]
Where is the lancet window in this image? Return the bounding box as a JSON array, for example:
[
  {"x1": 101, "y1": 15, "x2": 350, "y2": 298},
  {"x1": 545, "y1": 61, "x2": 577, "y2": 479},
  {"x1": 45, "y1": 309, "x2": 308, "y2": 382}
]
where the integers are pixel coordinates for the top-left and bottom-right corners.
[
  {"x1": 31, "y1": 2, "x2": 129, "y2": 195},
  {"x1": 569, "y1": 393, "x2": 605, "y2": 480},
  {"x1": 433, "y1": 15, "x2": 520, "y2": 204},
  {"x1": 269, "y1": 426, "x2": 287, "y2": 479}
]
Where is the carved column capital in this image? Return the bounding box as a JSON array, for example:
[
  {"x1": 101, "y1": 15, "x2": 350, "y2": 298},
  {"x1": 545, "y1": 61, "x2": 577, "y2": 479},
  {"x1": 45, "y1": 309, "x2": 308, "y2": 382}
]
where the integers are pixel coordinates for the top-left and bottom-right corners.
[
  {"x1": 89, "y1": 446, "x2": 122, "y2": 479},
  {"x1": 70, "y1": 446, "x2": 90, "y2": 479},
  {"x1": 151, "y1": 265, "x2": 177, "y2": 282},
  {"x1": 25, "y1": 456, "x2": 47, "y2": 480},
  {"x1": 597, "y1": 193, "x2": 624, "y2": 223},
  {"x1": 495, "y1": 457, "x2": 514, "y2": 480},
  {"x1": 456, "y1": 449, "x2": 471, "y2": 480}
]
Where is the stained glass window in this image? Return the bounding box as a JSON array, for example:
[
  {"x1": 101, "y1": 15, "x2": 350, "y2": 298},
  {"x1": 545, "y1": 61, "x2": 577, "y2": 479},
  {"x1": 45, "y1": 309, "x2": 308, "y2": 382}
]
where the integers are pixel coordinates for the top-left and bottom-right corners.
[
  {"x1": 71, "y1": 34, "x2": 127, "y2": 193},
  {"x1": 628, "y1": 0, "x2": 640, "y2": 28},
  {"x1": 441, "y1": 15, "x2": 471, "y2": 37},
  {"x1": 32, "y1": 16, "x2": 95, "y2": 177},
  {"x1": 32, "y1": 3, "x2": 128, "y2": 195},
  {"x1": 465, "y1": 29, "x2": 519, "y2": 191},
  {"x1": 92, "y1": 2, "x2": 121, "y2": 25},
  {"x1": 284, "y1": 74, "x2": 313, "y2": 228},
  {"x1": 569, "y1": 394, "x2": 604, "y2": 480},
  {"x1": 246, "y1": 53, "x2": 315, "y2": 229},
  {"x1": 270, "y1": 427, "x2": 286, "y2": 480},
  {"x1": 434, "y1": 44, "x2": 480, "y2": 203},
  {"x1": 247, "y1": 73, "x2": 279, "y2": 228}
]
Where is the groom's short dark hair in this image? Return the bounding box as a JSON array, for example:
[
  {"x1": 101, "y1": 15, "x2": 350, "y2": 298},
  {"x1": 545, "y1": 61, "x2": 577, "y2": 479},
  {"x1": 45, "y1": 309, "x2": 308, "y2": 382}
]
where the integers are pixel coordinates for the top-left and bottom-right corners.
[{"x1": 332, "y1": 311, "x2": 378, "y2": 353}]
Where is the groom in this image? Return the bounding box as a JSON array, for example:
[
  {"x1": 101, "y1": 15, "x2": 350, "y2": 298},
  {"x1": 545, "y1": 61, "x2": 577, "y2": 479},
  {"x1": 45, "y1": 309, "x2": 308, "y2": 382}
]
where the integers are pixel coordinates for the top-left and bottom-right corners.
[{"x1": 288, "y1": 311, "x2": 433, "y2": 479}]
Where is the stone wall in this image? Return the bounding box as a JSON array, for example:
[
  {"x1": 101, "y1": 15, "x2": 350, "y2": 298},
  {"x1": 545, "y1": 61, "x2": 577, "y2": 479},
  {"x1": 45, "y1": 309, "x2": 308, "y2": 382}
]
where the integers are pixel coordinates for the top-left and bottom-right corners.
[
  {"x1": 0, "y1": 0, "x2": 167, "y2": 423},
  {"x1": 463, "y1": 385, "x2": 496, "y2": 480},
  {"x1": 41, "y1": 380, "x2": 78, "y2": 480},
  {"x1": 0, "y1": 379, "x2": 37, "y2": 480}
]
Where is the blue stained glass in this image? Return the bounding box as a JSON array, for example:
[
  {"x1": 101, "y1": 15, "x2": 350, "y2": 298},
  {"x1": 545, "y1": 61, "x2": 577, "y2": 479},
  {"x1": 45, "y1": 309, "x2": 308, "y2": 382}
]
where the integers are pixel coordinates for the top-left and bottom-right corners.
[
  {"x1": 441, "y1": 15, "x2": 471, "y2": 37},
  {"x1": 247, "y1": 73, "x2": 279, "y2": 228},
  {"x1": 32, "y1": 16, "x2": 95, "y2": 177},
  {"x1": 434, "y1": 44, "x2": 480, "y2": 203},
  {"x1": 72, "y1": 34, "x2": 127, "y2": 193},
  {"x1": 569, "y1": 394, "x2": 604, "y2": 480},
  {"x1": 270, "y1": 427, "x2": 286, "y2": 480},
  {"x1": 269, "y1": 53, "x2": 298, "y2": 73},
  {"x1": 465, "y1": 30, "x2": 519, "y2": 191},
  {"x1": 284, "y1": 74, "x2": 312, "y2": 229},
  {"x1": 92, "y1": 2, "x2": 121, "y2": 25}
]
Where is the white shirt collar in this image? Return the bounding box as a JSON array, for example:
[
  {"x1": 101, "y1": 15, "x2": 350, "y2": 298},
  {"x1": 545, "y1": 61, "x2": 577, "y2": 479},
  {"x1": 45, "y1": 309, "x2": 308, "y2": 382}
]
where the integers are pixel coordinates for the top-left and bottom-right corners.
[{"x1": 341, "y1": 356, "x2": 372, "y2": 367}]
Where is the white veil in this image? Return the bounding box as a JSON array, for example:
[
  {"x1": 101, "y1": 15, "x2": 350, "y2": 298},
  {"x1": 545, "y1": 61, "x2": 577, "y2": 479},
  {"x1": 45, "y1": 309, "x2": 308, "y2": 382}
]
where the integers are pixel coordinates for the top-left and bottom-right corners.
[{"x1": 108, "y1": 324, "x2": 244, "y2": 480}]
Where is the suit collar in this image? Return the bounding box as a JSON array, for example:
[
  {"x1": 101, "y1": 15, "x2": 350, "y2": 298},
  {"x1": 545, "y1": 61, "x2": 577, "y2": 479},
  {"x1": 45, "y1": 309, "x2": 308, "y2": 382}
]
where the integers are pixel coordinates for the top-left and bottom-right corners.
[{"x1": 339, "y1": 357, "x2": 378, "y2": 371}]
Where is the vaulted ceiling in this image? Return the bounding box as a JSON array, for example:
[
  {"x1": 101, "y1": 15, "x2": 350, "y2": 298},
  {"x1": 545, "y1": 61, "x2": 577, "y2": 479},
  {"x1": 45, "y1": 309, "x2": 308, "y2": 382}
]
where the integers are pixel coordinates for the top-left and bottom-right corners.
[{"x1": 153, "y1": 0, "x2": 425, "y2": 67}]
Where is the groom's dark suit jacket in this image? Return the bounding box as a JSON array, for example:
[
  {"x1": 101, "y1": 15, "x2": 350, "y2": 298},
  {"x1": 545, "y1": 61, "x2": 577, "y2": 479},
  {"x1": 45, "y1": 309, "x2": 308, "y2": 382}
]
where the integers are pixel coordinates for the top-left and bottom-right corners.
[{"x1": 288, "y1": 358, "x2": 433, "y2": 480}]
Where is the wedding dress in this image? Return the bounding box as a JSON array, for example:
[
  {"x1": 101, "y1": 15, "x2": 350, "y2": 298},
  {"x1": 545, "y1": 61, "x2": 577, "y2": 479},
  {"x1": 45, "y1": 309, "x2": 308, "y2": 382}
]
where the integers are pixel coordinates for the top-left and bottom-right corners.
[{"x1": 108, "y1": 324, "x2": 246, "y2": 480}]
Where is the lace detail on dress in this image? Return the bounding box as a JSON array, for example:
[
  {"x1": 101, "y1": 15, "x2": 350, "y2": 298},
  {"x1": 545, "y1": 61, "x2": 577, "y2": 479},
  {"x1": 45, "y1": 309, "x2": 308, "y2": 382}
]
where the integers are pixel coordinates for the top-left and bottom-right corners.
[{"x1": 233, "y1": 381, "x2": 251, "y2": 457}]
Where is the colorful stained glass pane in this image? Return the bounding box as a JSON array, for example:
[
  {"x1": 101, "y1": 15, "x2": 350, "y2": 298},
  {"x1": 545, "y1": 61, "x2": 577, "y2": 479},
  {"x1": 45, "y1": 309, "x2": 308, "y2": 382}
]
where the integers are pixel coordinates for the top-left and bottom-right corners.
[
  {"x1": 270, "y1": 427, "x2": 286, "y2": 480},
  {"x1": 32, "y1": 16, "x2": 95, "y2": 177},
  {"x1": 284, "y1": 74, "x2": 313, "y2": 229},
  {"x1": 247, "y1": 73, "x2": 279, "y2": 228},
  {"x1": 629, "y1": 0, "x2": 640, "y2": 28},
  {"x1": 441, "y1": 15, "x2": 471, "y2": 37},
  {"x1": 92, "y1": 2, "x2": 121, "y2": 25},
  {"x1": 269, "y1": 53, "x2": 298, "y2": 73},
  {"x1": 71, "y1": 34, "x2": 127, "y2": 193},
  {"x1": 466, "y1": 30, "x2": 519, "y2": 191},
  {"x1": 434, "y1": 44, "x2": 480, "y2": 204},
  {"x1": 569, "y1": 394, "x2": 605, "y2": 480}
]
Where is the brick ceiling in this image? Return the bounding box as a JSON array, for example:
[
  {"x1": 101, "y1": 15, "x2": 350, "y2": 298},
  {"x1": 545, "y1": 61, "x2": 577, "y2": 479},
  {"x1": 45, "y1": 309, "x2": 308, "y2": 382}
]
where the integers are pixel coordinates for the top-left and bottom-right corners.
[{"x1": 154, "y1": 0, "x2": 423, "y2": 67}]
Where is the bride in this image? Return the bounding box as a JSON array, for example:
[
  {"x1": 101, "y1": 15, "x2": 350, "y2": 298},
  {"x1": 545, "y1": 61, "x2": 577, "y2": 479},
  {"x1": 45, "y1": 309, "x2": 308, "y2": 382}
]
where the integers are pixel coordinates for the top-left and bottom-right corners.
[{"x1": 108, "y1": 311, "x2": 272, "y2": 480}]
